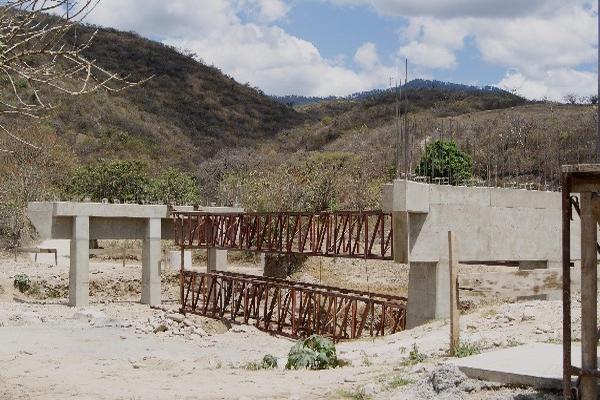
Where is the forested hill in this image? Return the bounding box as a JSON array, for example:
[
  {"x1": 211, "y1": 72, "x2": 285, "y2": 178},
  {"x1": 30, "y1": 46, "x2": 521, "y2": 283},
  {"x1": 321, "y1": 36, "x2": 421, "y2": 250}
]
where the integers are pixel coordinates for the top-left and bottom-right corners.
[
  {"x1": 15, "y1": 23, "x2": 307, "y2": 170},
  {"x1": 271, "y1": 79, "x2": 514, "y2": 106},
  {"x1": 10, "y1": 18, "x2": 530, "y2": 175}
]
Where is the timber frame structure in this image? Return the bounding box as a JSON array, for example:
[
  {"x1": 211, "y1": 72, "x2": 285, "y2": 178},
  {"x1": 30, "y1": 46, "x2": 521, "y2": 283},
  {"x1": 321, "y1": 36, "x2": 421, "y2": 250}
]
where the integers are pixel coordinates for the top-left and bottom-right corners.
[
  {"x1": 562, "y1": 164, "x2": 600, "y2": 400},
  {"x1": 180, "y1": 270, "x2": 407, "y2": 340}
]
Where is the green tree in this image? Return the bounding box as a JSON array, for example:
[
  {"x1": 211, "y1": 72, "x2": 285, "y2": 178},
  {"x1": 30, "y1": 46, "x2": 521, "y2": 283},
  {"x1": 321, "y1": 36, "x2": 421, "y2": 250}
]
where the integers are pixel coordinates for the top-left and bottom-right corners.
[
  {"x1": 68, "y1": 160, "x2": 150, "y2": 203},
  {"x1": 417, "y1": 140, "x2": 472, "y2": 185},
  {"x1": 148, "y1": 168, "x2": 200, "y2": 205}
]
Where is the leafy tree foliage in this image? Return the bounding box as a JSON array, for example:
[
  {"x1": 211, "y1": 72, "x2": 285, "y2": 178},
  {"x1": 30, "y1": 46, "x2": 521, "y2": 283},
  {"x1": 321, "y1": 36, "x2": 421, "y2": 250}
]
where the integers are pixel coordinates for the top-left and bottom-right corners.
[
  {"x1": 148, "y1": 168, "x2": 201, "y2": 205},
  {"x1": 68, "y1": 160, "x2": 199, "y2": 204},
  {"x1": 416, "y1": 140, "x2": 473, "y2": 185},
  {"x1": 68, "y1": 160, "x2": 150, "y2": 203}
]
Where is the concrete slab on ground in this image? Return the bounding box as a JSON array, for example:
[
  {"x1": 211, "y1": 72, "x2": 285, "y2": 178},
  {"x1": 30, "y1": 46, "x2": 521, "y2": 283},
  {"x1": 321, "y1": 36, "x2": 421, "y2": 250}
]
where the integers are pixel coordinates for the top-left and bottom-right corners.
[{"x1": 449, "y1": 343, "x2": 598, "y2": 390}]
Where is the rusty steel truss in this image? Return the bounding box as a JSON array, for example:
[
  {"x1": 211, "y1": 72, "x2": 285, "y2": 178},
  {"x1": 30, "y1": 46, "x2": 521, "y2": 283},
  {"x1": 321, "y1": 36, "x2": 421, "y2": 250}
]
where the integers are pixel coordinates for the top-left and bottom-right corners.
[
  {"x1": 172, "y1": 210, "x2": 394, "y2": 260},
  {"x1": 180, "y1": 270, "x2": 407, "y2": 340}
]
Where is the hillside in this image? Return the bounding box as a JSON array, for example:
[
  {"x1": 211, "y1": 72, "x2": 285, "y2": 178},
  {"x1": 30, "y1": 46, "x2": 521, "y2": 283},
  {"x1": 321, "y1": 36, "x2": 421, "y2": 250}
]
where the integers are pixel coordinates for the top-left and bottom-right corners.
[
  {"x1": 3, "y1": 23, "x2": 307, "y2": 171},
  {"x1": 2, "y1": 16, "x2": 594, "y2": 211},
  {"x1": 205, "y1": 91, "x2": 595, "y2": 210}
]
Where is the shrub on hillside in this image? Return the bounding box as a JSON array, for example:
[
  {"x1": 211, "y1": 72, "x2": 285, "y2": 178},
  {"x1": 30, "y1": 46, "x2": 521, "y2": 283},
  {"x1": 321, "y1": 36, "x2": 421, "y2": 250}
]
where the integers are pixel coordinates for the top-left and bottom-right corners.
[
  {"x1": 416, "y1": 140, "x2": 472, "y2": 185},
  {"x1": 68, "y1": 159, "x2": 149, "y2": 202},
  {"x1": 67, "y1": 160, "x2": 199, "y2": 204},
  {"x1": 147, "y1": 168, "x2": 200, "y2": 205}
]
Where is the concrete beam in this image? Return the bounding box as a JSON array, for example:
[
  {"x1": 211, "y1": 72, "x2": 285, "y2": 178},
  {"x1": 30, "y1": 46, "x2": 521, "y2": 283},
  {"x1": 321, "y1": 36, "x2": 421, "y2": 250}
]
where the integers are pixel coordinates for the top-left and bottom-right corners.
[{"x1": 52, "y1": 202, "x2": 167, "y2": 218}]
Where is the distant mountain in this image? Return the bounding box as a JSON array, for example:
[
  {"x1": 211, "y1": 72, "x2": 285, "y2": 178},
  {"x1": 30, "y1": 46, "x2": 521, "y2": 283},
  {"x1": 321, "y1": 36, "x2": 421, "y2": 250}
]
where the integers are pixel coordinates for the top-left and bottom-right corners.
[{"x1": 271, "y1": 79, "x2": 509, "y2": 106}]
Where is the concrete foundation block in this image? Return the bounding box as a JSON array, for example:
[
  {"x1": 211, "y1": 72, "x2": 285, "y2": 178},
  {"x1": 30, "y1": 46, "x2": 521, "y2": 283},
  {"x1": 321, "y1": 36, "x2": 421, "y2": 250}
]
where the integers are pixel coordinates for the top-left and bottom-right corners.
[
  {"x1": 141, "y1": 218, "x2": 161, "y2": 306},
  {"x1": 69, "y1": 216, "x2": 89, "y2": 307}
]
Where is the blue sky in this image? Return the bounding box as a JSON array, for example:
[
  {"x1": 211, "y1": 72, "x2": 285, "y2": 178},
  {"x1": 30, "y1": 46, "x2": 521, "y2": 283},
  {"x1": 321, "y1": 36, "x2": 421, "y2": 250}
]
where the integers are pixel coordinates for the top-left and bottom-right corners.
[
  {"x1": 83, "y1": 0, "x2": 597, "y2": 100},
  {"x1": 279, "y1": 1, "x2": 507, "y2": 87}
]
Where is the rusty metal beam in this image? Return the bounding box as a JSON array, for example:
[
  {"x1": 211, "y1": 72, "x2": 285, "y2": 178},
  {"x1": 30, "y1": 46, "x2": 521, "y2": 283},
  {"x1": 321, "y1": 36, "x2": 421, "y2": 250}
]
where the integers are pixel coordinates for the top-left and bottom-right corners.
[
  {"x1": 172, "y1": 211, "x2": 394, "y2": 260},
  {"x1": 180, "y1": 270, "x2": 406, "y2": 340}
]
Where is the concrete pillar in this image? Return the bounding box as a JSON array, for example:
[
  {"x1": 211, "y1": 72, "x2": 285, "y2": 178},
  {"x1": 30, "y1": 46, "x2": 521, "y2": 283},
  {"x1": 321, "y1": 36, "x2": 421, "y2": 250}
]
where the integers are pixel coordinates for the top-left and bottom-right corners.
[
  {"x1": 69, "y1": 216, "x2": 89, "y2": 306},
  {"x1": 141, "y1": 218, "x2": 161, "y2": 306},
  {"x1": 405, "y1": 261, "x2": 450, "y2": 328},
  {"x1": 207, "y1": 248, "x2": 227, "y2": 272},
  {"x1": 406, "y1": 232, "x2": 451, "y2": 328}
]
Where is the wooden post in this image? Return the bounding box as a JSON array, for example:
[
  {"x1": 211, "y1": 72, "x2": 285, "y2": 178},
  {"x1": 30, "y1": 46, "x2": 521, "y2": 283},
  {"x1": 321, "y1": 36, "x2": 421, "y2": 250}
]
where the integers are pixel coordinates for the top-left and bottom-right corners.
[
  {"x1": 580, "y1": 192, "x2": 598, "y2": 400},
  {"x1": 179, "y1": 246, "x2": 185, "y2": 312},
  {"x1": 448, "y1": 231, "x2": 460, "y2": 356}
]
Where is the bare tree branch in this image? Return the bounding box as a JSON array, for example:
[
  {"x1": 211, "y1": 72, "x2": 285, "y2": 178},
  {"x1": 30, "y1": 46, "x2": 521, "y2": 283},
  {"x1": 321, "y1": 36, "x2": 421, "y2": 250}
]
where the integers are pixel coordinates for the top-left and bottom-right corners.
[{"x1": 0, "y1": 0, "x2": 151, "y2": 148}]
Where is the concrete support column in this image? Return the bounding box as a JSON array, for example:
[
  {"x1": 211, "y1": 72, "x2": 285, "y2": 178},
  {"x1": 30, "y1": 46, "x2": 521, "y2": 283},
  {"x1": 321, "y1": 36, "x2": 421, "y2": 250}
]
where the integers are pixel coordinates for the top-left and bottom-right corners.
[
  {"x1": 206, "y1": 248, "x2": 227, "y2": 311},
  {"x1": 406, "y1": 233, "x2": 451, "y2": 328},
  {"x1": 141, "y1": 218, "x2": 161, "y2": 306},
  {"x1": 69, "y1": 216, "x2": 89, "y2": 306},
  {"x1": 207, "y1": 248, "x2": 227, "y2": 272},
  {"x1": 406, "y1": 261, "x2": 450, "y2": 328}
]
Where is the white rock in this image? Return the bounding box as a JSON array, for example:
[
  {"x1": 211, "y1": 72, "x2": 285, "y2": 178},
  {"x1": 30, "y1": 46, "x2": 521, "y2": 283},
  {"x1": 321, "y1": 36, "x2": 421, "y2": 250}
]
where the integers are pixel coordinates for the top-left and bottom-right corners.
[
  {"x1": 166, "y1": 313, "x2": 185, "y2": 323},
  {"x1": 360, "y1": 383, "x2": 380, "y2": 397},
  {"x1": 72, "y1": 309, "x2": 107, "y2": 321},
  {"x1": 503, "y1": 313, "x2": 516, "y2": 322},
  {"x1": 193, "y1": 327, "x2": 207, "y2": 336}
]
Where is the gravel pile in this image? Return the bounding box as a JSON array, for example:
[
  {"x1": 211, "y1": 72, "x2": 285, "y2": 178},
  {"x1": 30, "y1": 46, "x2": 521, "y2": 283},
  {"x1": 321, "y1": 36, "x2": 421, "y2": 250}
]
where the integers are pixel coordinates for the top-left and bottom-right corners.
[
  {"x1": 380, "y1": 364, "x2": 481, "y2": 400},
  {"x1": 132, "y1": 306, "x2": 209, "y2": 340}
]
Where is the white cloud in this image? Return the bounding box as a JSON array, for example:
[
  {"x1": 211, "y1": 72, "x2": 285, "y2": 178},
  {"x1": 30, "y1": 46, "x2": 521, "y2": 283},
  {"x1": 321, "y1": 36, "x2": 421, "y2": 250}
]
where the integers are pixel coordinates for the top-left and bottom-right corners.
[
  {"x1": 353, "y1": 42, "x2": 378, "y2": 69},
  {"x1": 82, "y1": 0, "x2": 598, "y2": 98},
  {"x1": 475, "y1": 7, "x2": 596, "y2": 71},
  {"x1": 328, "y1": 0, "x2": 592, "y2": 19},
  {"x1": 168, "y1": 32, "x2": 395, "y2": 95},
  {"x1": 82, "y1": 0, "x2": 397, "y2": 96},
  {"x1": 399, "y1": 41, "x2": 457, "y2": 69},
  {"x1": 238, "y1": 0, "x2": 290, "y2": 23},
  {"x1": 330, "y1": 0, "x2": 597, "y2": 99},
  {"x1": 497, "y1": 68, "x2": 597, "y2": 101},
  {"x1": 85, "y1": 0, "x2": 238, "y2": 39}
]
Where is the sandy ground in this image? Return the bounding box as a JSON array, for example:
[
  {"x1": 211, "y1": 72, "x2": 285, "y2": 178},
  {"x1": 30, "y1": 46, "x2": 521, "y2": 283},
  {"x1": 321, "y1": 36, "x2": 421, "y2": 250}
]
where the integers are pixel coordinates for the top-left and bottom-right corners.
[{"x1": 0, "y1": 253, "x2": 572, "y2": 399}]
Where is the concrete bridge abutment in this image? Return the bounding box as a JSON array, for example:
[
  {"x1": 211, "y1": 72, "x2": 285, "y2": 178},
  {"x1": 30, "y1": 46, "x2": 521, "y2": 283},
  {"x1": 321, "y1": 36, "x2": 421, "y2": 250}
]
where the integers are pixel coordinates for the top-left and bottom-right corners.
[{"x1": 383, "y1": 179, "x2": 586, "y2": 328}]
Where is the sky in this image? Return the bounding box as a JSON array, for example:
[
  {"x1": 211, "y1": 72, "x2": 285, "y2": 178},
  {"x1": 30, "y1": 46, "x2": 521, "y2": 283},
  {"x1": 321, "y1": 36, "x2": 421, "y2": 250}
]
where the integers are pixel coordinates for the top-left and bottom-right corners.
[{"x1": 80, "y1": 0, "x2": 598, "y2": 100}]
